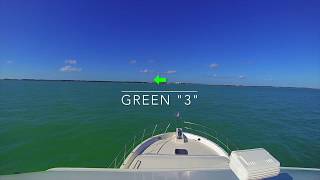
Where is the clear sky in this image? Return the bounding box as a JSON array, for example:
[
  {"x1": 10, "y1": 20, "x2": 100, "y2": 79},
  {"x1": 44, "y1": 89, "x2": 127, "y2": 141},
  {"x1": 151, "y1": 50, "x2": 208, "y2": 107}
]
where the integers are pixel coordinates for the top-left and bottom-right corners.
[{"x1": 0, "y1": 0, "x2": 319, "y2": 88}]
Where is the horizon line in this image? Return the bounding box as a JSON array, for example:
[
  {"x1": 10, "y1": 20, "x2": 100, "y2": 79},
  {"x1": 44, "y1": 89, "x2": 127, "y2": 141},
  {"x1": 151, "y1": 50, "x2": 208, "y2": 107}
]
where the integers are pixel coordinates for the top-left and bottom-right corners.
[
  {"x1": 0, "y1": 78, "x2": 319, "y2": 90},
  {"x1": 121, "y1": 90, "x2": 198, "y2": 93}
]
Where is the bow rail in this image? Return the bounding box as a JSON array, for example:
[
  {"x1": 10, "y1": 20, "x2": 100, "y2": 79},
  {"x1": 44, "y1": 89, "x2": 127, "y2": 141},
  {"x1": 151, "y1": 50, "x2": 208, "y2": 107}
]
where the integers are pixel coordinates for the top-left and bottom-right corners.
[{"x1": 107, "y1": 121, "x2": 238, "y2": 168}]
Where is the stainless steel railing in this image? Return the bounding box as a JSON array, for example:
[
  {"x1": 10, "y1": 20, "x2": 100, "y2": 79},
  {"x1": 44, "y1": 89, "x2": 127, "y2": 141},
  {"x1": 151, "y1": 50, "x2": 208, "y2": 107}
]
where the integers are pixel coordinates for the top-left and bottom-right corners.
[
  {"x1": 183, "y1": 121, "x2": 239, "y2": 154},
  {"x1": 107, "y1": 122, "x2": 172, "y2": 168},
  {"x1": 107, "y1": 120, "x2": 239, "y2": 168}
]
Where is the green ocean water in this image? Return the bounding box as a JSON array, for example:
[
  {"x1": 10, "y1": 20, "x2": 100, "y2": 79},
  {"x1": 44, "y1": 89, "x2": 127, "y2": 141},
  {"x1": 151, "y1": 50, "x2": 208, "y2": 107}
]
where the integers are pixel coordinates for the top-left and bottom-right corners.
[{"x1": 0, "y1": 80, "x2": 319, "y2": 175}]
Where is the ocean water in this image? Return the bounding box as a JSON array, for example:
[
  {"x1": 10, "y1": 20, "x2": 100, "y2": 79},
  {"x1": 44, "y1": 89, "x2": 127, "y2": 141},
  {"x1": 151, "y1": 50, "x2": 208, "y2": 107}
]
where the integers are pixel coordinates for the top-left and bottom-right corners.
[{"x1": 0, "y1": 80, "x2": 319, "y2": 174}]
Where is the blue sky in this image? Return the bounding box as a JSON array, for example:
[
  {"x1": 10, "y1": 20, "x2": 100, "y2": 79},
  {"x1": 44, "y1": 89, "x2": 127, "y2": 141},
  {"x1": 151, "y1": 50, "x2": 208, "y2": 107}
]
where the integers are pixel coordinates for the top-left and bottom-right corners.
[{"x1": 0, "y1": 0, "x2": 319, "y2": 88}]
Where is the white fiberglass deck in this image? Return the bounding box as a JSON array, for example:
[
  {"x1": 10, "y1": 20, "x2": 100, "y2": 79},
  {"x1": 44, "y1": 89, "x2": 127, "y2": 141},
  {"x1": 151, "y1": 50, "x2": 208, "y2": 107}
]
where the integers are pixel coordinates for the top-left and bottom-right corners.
[
  {"x1": 143, "y1": 133, "x2": 220, "y2": 155},
  {"x1": 1, "y1": 167, "x2": 320, "y2": 180},
  {"x1": 121, "y1": 131, "x2": 230, "y2": 170}
]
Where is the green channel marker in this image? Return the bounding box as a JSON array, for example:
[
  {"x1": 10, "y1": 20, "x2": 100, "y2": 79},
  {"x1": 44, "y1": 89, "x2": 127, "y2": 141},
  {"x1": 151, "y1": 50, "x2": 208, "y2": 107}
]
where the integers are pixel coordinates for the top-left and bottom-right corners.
[{"x1": 154, "y1": 75, "x2": 167, "y2": 85}]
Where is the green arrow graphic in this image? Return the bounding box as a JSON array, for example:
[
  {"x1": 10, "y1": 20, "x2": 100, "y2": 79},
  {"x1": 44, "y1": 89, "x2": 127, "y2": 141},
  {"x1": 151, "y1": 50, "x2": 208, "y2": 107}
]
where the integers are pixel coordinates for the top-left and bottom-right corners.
[{"x1": 154, "y1": 75, "x2": 167, "y2": 85}]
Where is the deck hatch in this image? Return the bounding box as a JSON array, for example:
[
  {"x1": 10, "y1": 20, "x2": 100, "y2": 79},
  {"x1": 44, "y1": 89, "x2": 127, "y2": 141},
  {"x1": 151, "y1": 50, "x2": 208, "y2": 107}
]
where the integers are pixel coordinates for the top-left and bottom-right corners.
[{"x1": 175, "y1": 149, "x2": 188, "y2": 155}]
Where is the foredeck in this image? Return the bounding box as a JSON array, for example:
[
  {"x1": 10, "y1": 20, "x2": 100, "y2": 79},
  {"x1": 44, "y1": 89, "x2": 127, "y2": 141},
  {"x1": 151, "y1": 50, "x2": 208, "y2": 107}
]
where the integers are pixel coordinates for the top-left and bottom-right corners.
[
  {"x1": 130, "y1": 155, "x2": 229, "y2": 169},
  {"x1": 142, "y1": 133, "x2": 220, "y2": 156},
  {"x1": 125, "y1": 131, "x2": 230, "y2": 169}
]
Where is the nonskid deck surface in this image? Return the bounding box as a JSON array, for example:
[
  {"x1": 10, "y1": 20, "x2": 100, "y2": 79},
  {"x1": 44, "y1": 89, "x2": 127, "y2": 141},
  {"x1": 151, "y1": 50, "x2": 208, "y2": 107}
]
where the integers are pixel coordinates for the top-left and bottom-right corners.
[
  {"x1": 143, "y1": 134, "x2": 220, "y2": 155},
  {"x1": 126, "y1": 132, "x2": 229, "y2": 169},
  {"x1": 130, "y1": 155, "x2": 229, "y2": 169}
]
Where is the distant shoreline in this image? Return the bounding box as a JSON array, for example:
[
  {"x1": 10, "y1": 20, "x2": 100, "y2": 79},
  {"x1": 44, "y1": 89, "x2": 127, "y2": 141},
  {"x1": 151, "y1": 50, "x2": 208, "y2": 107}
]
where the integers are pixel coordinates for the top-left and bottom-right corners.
[{"x1": 1, "y1": 78, "x2": 319, "y2": 90}]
